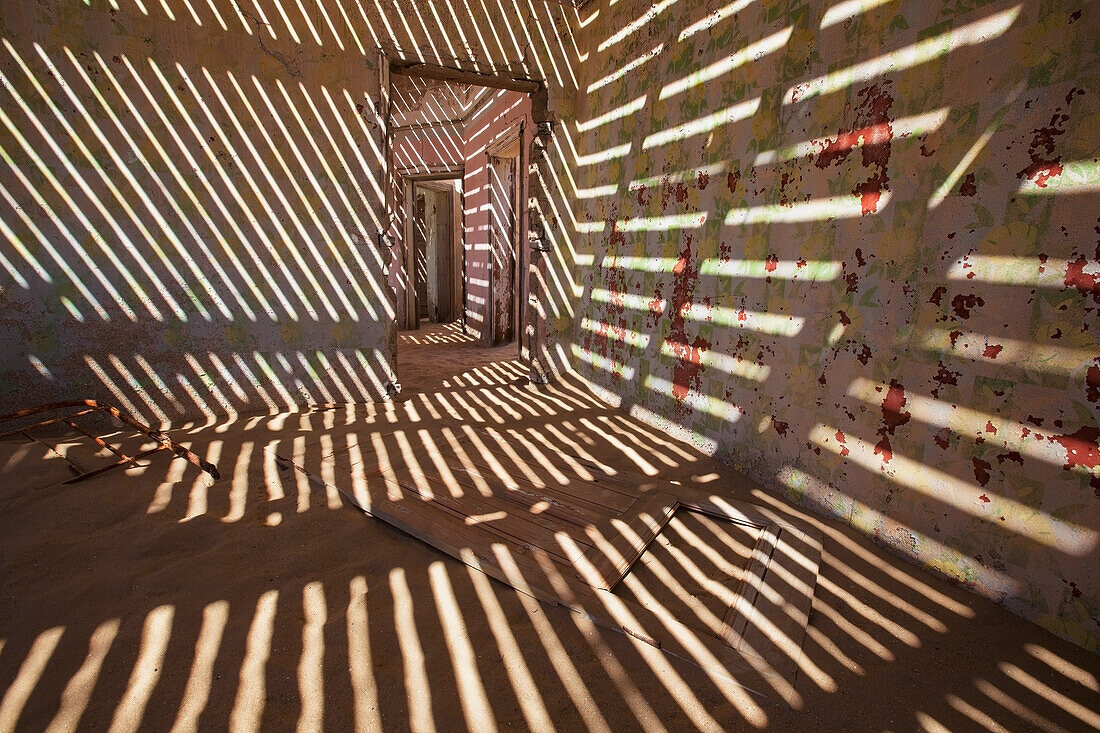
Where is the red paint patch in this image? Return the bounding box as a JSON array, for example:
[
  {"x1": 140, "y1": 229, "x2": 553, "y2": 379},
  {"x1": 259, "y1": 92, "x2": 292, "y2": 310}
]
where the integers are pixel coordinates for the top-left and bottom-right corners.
[
  {"x1": 647, "y1": 284, "x2": 664, "y2": 327},
  {"x1": 1018, "y1": 109, "x2": 1072, "y2": 187},
  {"x1": 856, "y1": 344, "x2": 872, "y2": 365},
  {"x1": 949, "y1": 330, "x2": 963, "y2": 347},
  {"x1": 933, "y1": 361, "x2": 959, "y2": 387},
  {"x1": 838, "y1": 310, "x2": 852, "y2": 326},
  {"x1": 773, "y1": 419, "x2": 789, "y2": 436},
  {"x1": 836, "y1": 429, "x2": 850, "y2": 456},
  {"x1": 697, "y1": 171, "x2": 710, "y2": 190},
  {"x1": 857, "y1": 189, "x2": 881, "y2": 216},
  {"x1": 607, "y1": 217, "x2": 626, "y2": 250},
  {"x1": 726, "y1": 169, "x2": 741, "y2": 194},
  {"x1": 1048, "y1": 425, "x2": 1100, "y2": 470},
  {"x1": 985, "y1": 421, "x2": 997, "y2": 434},
  {"x1": 978, "y1": 492, "x2": 991, "y2": 502},
  {"x1": 813, "y1": 83, "x2": 894, "y2": 215},
  {"x1": 1086, "y1": 362, "x2": 1100, "y2": 402},
  {"x1": 872, "y1": 379, "x2": 910, "y2": 463},
  {"x1": 665, "y1": 235, "x2": 710, "y2": 403},
  {"x1": 873, "y1": 436, "x2": 892, "y2": 463},
  {"x1": 881, "y1": 380, "x2": 911, "y2": 433},
  {"x1": 934, "y1": 428, "x2": 951, "y2": 450},
  {"x1": 1064, "y1": 257, "x2": 1099, "y2": 303},
  {"x1": 669, "y1": 338, "x2": 711, "y2": 399},
  {"x1": 959, "y1": 173, "x2": 977, "y2": 196},
  {"x1": 951, "y1": 293, "x2": 985, "y2": 319},
  {"x1": 983, "y1": 344, "x2": 1003, "y2": 359},
  {"x1": 719, "y1": 241, "x2": 732, "y2": 262},
  {"x1": 929, "y1": 286, "x2": 947, "y2": 305},
  {"x1": 765, "y1": 254, "x2": 778, "y2": 272},
  {"x1": 845, "y1": 270, "x2": 860, "y2": 293},
  {"x1": 996, "y1": 451, "x2": 1024, "y2": 465}
]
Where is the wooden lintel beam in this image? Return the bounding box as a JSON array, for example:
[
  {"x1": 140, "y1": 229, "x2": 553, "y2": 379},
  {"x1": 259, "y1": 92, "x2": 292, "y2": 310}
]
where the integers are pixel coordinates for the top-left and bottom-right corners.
[
  {"x1": 392, "y1": 118, "x2": 463, "y2": 133},
  {"x1": 390, "y1": 61, "x2": 541, "y2": 94}
]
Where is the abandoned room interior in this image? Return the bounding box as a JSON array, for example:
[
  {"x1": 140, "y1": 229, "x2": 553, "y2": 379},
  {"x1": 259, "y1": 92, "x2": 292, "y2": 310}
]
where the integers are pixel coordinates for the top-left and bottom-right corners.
[{"x1": 0, "y1": 0, "x2": 1097, "y2": 729}]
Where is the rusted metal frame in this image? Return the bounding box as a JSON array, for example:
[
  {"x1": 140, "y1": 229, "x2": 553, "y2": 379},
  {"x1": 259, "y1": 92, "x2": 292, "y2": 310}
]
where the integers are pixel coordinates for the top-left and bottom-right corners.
[
  {"x1": 81, "y1": 401, "x2": 221, "y2": 481},
  {"x1": 0, "y1": 407, "x2": 98, "y2": 441},
  {"x1": 0, "y1": 399, "x2": 100, "y2": 423},
  {"x1": 63, "y1": 444, "x2": 164, "y2": 484},
  {"x1": 0, "y1": 399, "x2": 220, "y2": 482},
  {"x1": 63, "y1": 418, "x2": 133, "y2": 463}
]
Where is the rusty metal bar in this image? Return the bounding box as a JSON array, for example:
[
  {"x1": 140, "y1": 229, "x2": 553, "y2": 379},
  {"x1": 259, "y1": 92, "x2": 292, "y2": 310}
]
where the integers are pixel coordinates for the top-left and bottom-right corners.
[
  {"x1": 63, "y1": 418, "x2": 133, "y2": 462},
  {"x1": 20, "y1": 429, "x2": 83, "y2": 476},
  {"x1": 0, "y1": 407, "x2": 97, "y2": 441},
  {"x1": 63, "y1": 445, "x2": 162, "y2": 484},
  {"x1": 92, "y1": 403, "x2": 220, "y2": 480},
  {"x1": 0, "y1": 400, "x2": 101, "y2": 423}
]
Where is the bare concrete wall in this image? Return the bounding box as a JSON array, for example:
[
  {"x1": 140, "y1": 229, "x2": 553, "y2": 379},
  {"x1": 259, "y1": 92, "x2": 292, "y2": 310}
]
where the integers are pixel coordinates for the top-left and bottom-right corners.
[{"x1": 569, "y1": 0, "x2": 1100, "y2": 649}]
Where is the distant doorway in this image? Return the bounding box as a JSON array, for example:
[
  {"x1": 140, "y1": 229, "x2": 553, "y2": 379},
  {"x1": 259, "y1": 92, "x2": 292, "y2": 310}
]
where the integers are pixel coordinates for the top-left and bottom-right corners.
[{"x1": 403, "y1": 178, "x2": 462, "y2": 327}]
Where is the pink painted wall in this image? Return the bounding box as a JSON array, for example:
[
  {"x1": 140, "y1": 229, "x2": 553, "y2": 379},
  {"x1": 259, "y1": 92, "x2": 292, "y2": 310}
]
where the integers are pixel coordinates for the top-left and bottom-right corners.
[
  {"x1": 0, "y1": 0, "x2": 574, "y2": 425},
  {"x1": 462, "y1": 91, "x2": 532, "y2": 341},
  {"x1": 392, "y1": 125, "x2": 464, "y2": 175}
]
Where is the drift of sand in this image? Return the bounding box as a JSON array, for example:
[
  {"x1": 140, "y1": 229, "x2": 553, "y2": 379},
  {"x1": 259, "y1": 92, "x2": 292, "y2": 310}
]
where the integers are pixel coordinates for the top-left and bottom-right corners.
[{"x1": 1, "y1": 323, "x2": 1097, "y2": 731}]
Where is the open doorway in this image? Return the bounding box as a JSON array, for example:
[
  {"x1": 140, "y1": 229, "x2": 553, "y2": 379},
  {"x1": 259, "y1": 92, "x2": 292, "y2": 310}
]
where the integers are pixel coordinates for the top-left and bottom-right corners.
[
  {"x1": 404, "y1": 177, "x2": 462, "y2": 328},
  {"x1": 388, "y1": 73, "x2": 532, "y2": 343},
  {"x1": 385, "y1": 61, "x2": 549, "y2": 393}
]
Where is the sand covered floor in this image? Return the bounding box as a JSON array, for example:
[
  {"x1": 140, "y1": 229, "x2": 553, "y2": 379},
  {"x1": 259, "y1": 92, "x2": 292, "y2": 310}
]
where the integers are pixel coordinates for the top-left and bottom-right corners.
[{"x1": 1, "y1": 323, "x2": 1098, "y2": 731}]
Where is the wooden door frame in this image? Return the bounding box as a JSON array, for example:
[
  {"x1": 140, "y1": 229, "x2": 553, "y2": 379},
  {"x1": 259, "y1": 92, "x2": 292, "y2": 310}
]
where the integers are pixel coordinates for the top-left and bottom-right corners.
[
  {"x1": 418, "y1": 179, "x2": 461, "y2": 324},
  {"x1": 485, "y1": 120, "x2": 526, "y2": 347},
  {"x1": 397, "y1": 171, "x2": 463, "y2": 331},
  {"x1": 387, "y1": 59, "x2": 553, "y2": 375}
]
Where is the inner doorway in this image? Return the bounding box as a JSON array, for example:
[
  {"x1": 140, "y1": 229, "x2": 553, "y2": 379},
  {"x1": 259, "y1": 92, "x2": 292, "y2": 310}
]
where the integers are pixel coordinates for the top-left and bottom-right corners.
[
  {"x1": 386, "y1": 63, "x2": 540, "y2": 394},
  {"x1": 408, "y1": 179, "x2": 461, "y2": 326}
]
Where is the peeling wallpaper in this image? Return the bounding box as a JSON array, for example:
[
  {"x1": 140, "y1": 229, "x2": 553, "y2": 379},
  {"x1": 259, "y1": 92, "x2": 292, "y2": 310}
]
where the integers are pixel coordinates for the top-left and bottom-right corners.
[{"x1": 570, "y1": 0, "x2": 1099, "y2": 650}]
